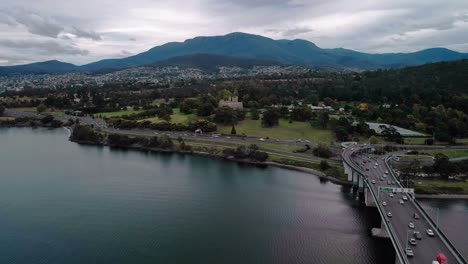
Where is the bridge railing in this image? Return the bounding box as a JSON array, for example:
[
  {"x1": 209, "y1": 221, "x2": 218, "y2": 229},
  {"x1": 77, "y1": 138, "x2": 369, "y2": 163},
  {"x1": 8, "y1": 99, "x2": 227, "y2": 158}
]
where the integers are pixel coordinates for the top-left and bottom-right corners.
[
  {"x1": 342, "y1": 151, "x2": 409, "y2": 264},
  {"x1": 385, "y1": 155, "x2": 468, "y2": 264}
]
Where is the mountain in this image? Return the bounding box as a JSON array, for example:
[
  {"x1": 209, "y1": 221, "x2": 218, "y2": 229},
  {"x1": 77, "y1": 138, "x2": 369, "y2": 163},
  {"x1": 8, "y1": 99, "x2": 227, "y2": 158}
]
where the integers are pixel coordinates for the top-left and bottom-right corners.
[
  {"x1": 2, "y1": 32, "x2": 468, "y2": 75},
  {"x1": 0, "y1": 60, "x2": 78, "y2": 76},
  {"x1": 148, "y1": 53, "x2": 282, "y2": 71}
]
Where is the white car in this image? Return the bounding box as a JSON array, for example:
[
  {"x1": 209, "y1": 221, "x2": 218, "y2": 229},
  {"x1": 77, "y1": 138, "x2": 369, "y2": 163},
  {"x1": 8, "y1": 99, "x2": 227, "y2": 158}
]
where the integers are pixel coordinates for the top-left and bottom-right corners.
[
  {"x1": 427, "y1": 229, "x2": 435, "y2": 237},
  {"x1": 382, "y1": 201, "x2": 387, "y2": 206},
  {"x1": 385, "y1": 170, "x2": 389, "y2": 174},
  {"x1": 389, "y1": 193, "x2": 394, "y2": 198},
  {"x1": 383, "y1": 174, "x2": 387, "y2": 178},
  {"x1": 403, "y1": 195, "x2": 408, "y2": 201},
  {"x1": 371, "y1": 180, "x2": 376, "y2": 184},
  {"x1": 373, "y1": 166, "x2": 377, "y2": 169},
  {"x1": 259, "y1": 138, "x2": 265, "y2": 141},
  {"x1": 399, "y1": 199, "x2": 404, "y2": 205},
  {"x1": 387, "y1": 212, "x2": 392, "y2": 218},
  {"x1": 408, "y1": 222, "x2": 415, "y2": 229}
]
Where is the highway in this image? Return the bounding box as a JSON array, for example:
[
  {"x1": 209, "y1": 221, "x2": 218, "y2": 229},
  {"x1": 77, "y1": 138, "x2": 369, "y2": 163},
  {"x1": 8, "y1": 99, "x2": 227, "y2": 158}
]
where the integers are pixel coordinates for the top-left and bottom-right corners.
[{"x1": 343, "y1": 146, "x2": 466, "y2": 264}]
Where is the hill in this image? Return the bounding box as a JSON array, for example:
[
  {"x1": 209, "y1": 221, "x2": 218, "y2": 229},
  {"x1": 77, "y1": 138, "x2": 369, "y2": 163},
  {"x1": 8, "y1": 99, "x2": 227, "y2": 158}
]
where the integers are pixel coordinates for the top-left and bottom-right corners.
[
  {"x1": 2, "y1": 32, "x2": 468, "y2": 74},
  {"x1": 0, "y1": 60, "x2": 78, "y2": 76},
  {"x1": 82, "y1": 32, "x2": 468, "y2": 71},
  {"x1": 148, "y1": 53, "x2": 282, "y2": 71}
]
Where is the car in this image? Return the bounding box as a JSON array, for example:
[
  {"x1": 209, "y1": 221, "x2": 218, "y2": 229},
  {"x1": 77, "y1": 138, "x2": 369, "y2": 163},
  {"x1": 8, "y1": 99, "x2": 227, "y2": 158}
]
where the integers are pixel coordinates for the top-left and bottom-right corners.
[
  {"x1": 383, "y1": 174, "x2": 387, "y2": 178},
  {"x1": 402, "y1": 195, "x2": 408, "y2": 201},
  {"x1": 382, "y1": 201, "x2": 387, "y2": 206},
  {"x1": 389, "y1": 193, "x2": 394, "y2": 198},
  {"x1": 259, "y1": 138, "x2": 265, "y2": 141},
  {"x1": 399, "y1": 199, "x2": 404, "y2": 205},
  {"x1": 413, "y1": 231, "x2": 422, "y2": 240},
  {"x1": 413, "y1": 212, "x2": 420, "y2": 219},
  {"x1": 373, "y1": 166, "x2": 377, "y2": 169},
  {"x1": 385, "y1": 170, "x2": 389, "y2": 174},
  {"x1": 405, "y1": 248, "x2": 414, "y2": 257},
  {"x1": 437, "y1": 253, "x2": 448, "y2": 264},
  {"x1": 380, "y1": 177, "x2": 384, "y2": 181},
  {"x1": 387, "y1": 181, "x2": 392, "y2": 185},
  {"x1": 365, "y1": 168, "x2": 369, "y2": 171},
  {"x1": 375, "y1": 163, "x2": 379, "y2": 166},
  {"x1": 387, "y1": 212, "x2": 392, "y2": 218},
  {"x1": 408, "y1": 222, "x2": 415, "y2": 229},
  {"x1": 409, "y1": 238, "x2": 417, "y2": 246},
  {"x1": 427, "y1": 229, "x2": 435, "y2": 237},
  {"x1": 371, "y1": 180, "x2": 376, "y2": 184}
]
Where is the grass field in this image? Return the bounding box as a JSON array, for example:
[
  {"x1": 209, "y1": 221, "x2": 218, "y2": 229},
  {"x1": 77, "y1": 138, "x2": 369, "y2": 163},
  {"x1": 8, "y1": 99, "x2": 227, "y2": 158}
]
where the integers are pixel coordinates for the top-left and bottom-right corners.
[
  {"x1": 0, "y1": 117, "x2": 14, "y2": 121},
  {"x1": 412, "y1": 179, "x2": 468, "y2": 195},
  {"x1": 144, "y1": 108, "x2": 197, "y2": 124},
  {"x1": 403, "y1": 137, "x2": 431, "y2": 145},
  {"x1": 456, "y1": 138, "x2": 468, "y2": 144},
  {"x1": 11, "y1": 107, "x2": 64, "y2": 114},
  {"x1": 426, "y1": 149, "x2": 468, "y2": 159},
  {"x1": 97, "y1": 109, "x2": 143, "y2": 118},
  {"x1": 218, "y1": 118, "x2": 334, "y2": 143}
]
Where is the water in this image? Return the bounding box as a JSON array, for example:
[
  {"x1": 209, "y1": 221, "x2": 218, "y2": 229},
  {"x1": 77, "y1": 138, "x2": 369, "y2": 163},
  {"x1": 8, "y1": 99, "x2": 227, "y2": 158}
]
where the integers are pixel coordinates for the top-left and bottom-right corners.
[{"x1": 4, "y1": 127, "x2": 463, "y2": 264}]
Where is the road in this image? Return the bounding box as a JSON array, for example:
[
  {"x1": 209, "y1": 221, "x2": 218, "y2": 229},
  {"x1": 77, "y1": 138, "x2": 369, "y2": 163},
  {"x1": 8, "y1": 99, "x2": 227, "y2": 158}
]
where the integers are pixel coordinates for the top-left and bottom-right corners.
[{"x1": 343, "y1": 146, "x2": 465, "y2": 264}]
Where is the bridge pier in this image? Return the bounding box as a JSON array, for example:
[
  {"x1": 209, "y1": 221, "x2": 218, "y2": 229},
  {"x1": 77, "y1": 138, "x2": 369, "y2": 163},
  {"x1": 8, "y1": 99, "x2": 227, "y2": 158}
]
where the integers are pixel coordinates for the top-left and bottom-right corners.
[
  {"x1": 371, "y1": 217, "x2": 390, "y2": 239},
  {"x1": 364, "y1": 186, "x2": 376, "y2": 207}
]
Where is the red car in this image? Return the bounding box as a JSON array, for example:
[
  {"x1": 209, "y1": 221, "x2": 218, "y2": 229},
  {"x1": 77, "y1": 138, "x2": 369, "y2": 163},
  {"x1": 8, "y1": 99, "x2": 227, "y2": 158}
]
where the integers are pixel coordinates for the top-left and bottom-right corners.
[
  {"x1": 437, "y1": 253, "x2": 448, "y2": 264},
  {"x1": 413, "y1": 212, "x2": 420, "y2": 219}
]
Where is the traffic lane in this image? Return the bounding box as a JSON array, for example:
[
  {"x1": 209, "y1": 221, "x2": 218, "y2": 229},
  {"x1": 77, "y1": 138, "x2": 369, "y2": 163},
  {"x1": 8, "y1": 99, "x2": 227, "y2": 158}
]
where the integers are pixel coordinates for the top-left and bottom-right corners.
[
  {"x1": 386, "y1": 194, "x2": 455, "y2": 264},
  {"x1": 347, "y1": 148, "x2": 460, "y2": 263}
]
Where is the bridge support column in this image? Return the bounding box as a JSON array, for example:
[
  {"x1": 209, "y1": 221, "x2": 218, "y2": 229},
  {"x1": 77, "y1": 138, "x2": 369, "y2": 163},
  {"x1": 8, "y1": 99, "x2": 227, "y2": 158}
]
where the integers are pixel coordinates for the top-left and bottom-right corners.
[
  {"x1": 371, "y1": 217, "x2": 390, "y2": 239},
  {"x1": 364, "y1": 187, "x2": 376, "y2": 207}
]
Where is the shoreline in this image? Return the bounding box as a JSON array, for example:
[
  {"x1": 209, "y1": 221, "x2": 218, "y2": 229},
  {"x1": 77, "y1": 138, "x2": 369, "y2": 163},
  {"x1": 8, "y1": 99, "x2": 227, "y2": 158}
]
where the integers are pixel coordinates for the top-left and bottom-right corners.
[
  {"x1": 70, "y1": 137, "x2": 352, "y2": 186},
  {"x1": 416, "y1": 194, "x2": 468, "y2": 199}
]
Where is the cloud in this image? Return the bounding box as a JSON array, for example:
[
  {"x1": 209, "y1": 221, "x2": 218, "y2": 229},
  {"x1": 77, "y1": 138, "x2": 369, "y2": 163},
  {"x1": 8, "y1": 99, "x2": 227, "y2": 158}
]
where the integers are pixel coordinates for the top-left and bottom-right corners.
[
  {"x1": 0, "y1": 39, "x2": 89, "y2": 56},
  {"x1": 0, "y1": 0, "x2": 468, "y2": 65},
  {"x1": 0, "y1": 7, "x2": 101, "y2": 40},
  {"x1": 69, "y1": 26, "x2": 102, "y2": 41}
]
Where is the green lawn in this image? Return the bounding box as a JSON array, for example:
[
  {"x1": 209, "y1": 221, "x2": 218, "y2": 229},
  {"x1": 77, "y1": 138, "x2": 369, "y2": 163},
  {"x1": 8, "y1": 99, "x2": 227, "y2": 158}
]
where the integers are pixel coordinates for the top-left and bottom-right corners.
[
  {"x1": 426, "y1": 149, "x2": 468, "y2": 159},
  {"x1": 144, "y1": 108, "x2": 197, "y2": 124},
  {"x1": 456, "y1": 138, "x2": 468, "y2": 144},
  {"x1": 412, "y1": 179, "x2": 468, "y2": 195},
  {"x1": 218, "y1": 118, "x2": 334, "y2": 143},
  {"x1": 97, "y1": 109, "x2": 143, "y2": 118},
  {"x1": 404, "y1": 137, "x2": 431, "y2": 145}
]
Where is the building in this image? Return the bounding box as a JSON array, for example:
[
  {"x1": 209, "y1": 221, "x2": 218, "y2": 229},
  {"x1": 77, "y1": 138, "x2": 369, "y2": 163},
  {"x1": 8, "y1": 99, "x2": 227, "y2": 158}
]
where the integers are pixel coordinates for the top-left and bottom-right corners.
[{"x1": 218, "y1": 96, "x2": 243, "y2": 110}]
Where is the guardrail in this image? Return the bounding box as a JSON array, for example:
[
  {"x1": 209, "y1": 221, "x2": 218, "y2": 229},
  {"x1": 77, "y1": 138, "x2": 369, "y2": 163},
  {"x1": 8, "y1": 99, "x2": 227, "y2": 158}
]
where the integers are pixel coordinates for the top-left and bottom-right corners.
[
  {"x1": 385, "y1": 155, "x2": 468, "y2": 264},
  {"x1": 342, "y1": 150, "x2": 409, "y2": 264}
]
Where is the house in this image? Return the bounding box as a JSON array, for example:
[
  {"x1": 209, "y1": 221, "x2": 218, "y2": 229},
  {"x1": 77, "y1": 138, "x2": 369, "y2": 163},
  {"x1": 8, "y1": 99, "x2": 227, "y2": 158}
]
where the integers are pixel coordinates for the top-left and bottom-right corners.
[
  {"x1": 358, "y1": 103, "x2": 368, "y2": 111},
  {"x1": 218, "y1": 96, "x2": 243, "y2": 110}
]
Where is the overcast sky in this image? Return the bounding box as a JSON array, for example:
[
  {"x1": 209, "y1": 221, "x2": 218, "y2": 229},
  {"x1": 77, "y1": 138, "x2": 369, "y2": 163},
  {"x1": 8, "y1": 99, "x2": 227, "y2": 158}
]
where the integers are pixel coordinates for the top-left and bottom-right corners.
[{"x1": 1, "y1": 0, "x2": 468, "y2": 66}]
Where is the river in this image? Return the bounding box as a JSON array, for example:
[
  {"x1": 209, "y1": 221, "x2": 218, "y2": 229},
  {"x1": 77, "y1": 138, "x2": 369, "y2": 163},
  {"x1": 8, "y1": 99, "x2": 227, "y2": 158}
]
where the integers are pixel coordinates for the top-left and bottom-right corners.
[{"x1": 0, "y1": 127, "x2": 465, "y2": 264}]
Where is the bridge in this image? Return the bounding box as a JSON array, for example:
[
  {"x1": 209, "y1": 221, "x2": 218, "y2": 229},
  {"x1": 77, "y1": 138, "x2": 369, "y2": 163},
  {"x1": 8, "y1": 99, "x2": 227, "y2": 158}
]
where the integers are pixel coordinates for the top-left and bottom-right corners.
[{"x1": 342, "y1": 144, "x2": 467, "y2": 264}]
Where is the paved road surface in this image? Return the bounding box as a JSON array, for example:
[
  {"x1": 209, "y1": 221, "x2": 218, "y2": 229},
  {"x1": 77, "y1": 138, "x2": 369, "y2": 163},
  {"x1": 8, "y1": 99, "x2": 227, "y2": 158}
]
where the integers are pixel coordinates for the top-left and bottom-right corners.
[{"x1": 343, "y1": 147, "x2": 464, "y2": 264}]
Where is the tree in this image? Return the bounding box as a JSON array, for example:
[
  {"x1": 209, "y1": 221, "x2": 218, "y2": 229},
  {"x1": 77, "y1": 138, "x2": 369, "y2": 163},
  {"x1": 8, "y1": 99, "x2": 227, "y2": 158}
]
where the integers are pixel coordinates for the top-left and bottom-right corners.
[
  {"x1": 198, "y1": 102, "x2": 215, "y2": 116},
  {"x1": 231, "y1": 125, "x2": 237, "y2": 135},
  {"x1": 318, "y1": 112, "x2": 329, "y2": 129},
  {"x1": 433, "y1": 153, "x2": 455, "y2": 179},
  {"x1": 261, "y1": 108, "x2": 279, "y2": 127},
  {"x1": 290, "y1": 107, "x2": 313, "y2": 121},
  {"x1": 251, "y1": 108, "x2": 260, "y2": 120},
  {"x1": 319, "y1": 160, "x2": 330, "y2": 171},
  {"x1": 214, "y1": 106, "x2": 237, "y2": 125},
  {"x1": 334, "y1": 126, "x2": 349, "y2": 142},
  {"x1": 36, "y1": 103, "x2": 47, "y2": 113},
  {"x1": 369, "y1": 136, "x2": 379, "y2": 144},
  {"x1": 312, "y1": 144, "x2": 333, "y2": 158}
]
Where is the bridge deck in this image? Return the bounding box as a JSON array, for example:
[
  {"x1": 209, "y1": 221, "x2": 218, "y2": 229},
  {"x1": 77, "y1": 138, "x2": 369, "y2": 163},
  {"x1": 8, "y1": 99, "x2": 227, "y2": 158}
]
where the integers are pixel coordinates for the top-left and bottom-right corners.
[{"x1": 342, "y1": 147, "x2": 466, "y2": 264}]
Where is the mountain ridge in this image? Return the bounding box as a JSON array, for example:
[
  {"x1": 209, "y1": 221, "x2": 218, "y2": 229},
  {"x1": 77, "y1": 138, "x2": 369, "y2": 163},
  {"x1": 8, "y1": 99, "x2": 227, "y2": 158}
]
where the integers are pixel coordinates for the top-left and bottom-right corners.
[{"x1": 2, "y1": 32, "x2": 468, "y2": 75}]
